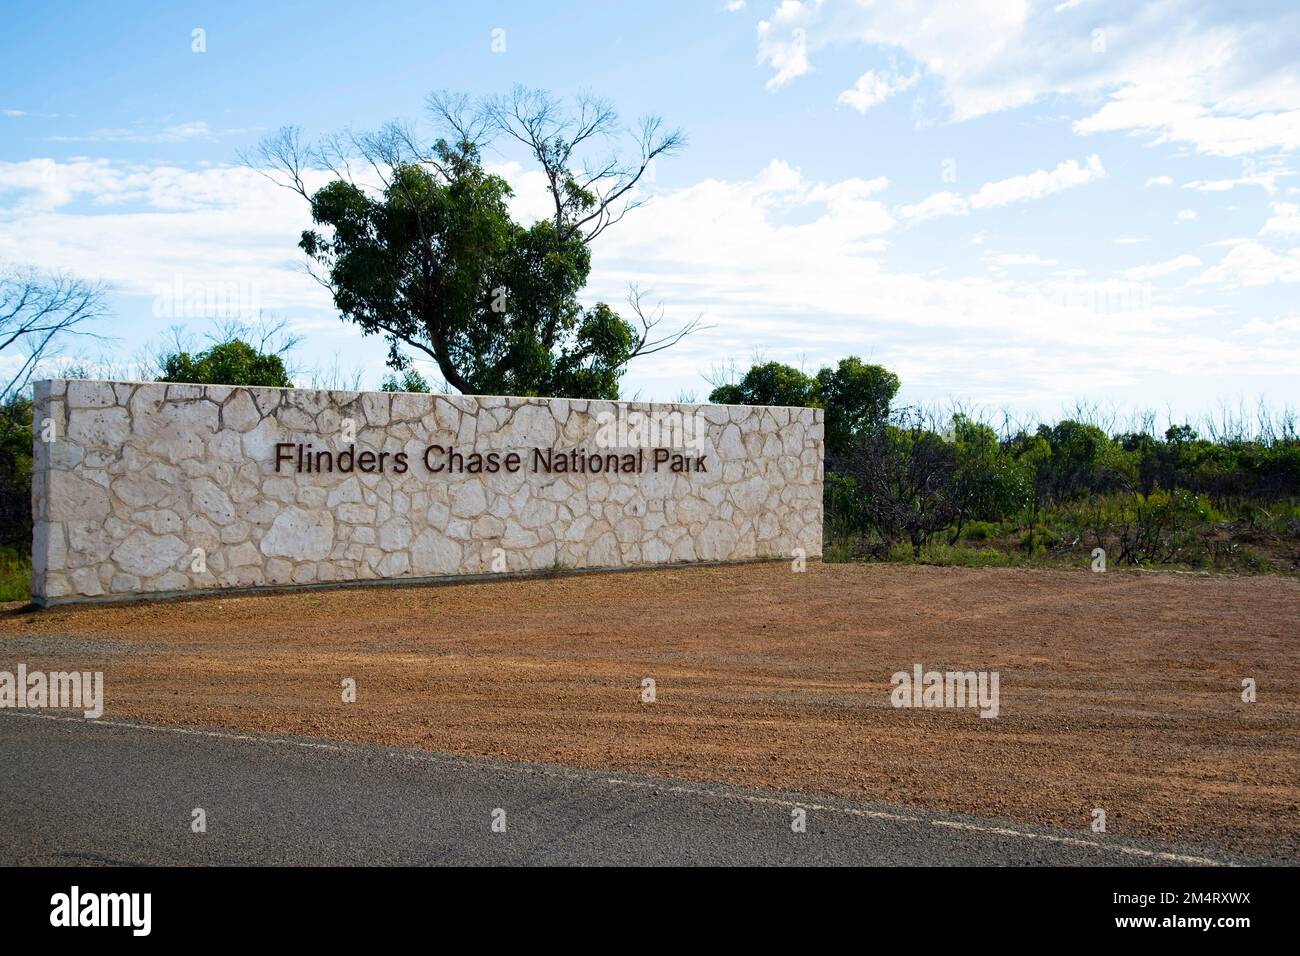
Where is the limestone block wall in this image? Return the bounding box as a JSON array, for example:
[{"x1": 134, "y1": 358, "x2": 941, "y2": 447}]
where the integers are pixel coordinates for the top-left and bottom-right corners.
[{"x1": 30, "y1": 380, "x2": 823, "y2": 605}]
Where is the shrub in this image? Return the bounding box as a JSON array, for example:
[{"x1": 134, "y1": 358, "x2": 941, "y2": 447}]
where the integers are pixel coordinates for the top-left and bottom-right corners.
[
  {"x1": 830, "y1": 410, "x2": 958, "y2": 556},
  {"x1": 158, "y1": 338, "x2": 293, "y2": 388},
  {"x1": 1115, "y1": 488, "x2": 1211, "y2": 566},
  {"x1": 962, "y1": 521, "x2": 997, "y2": 541}
]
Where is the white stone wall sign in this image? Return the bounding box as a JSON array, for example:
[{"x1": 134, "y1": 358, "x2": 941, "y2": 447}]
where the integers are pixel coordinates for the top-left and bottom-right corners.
[{"x1": 30, "y1": 380, "x2": 823, "y2": 605}]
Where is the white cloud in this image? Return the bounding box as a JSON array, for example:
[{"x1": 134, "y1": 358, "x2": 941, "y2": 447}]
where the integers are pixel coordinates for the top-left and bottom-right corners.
[
  {"x1": 1184, "y1": 173, "x2": 1281, "y2": 194},
  {"x1": 760, "y1": 0, "x2": 1034, "y2": 116},
  {"x1": 47, "y1": 121, "x2": 220, "y2": 144},
  {"x1": 726, "y1": 0, "x2": 746, "y2": 10},
  {"x1": 898, "y1": 155, "x2": 1104, "y2": 221},
  {"x1": 1176, "y1": 208, "x2": 1198, "y2": 222},
  {"x1": 1194, "y1": 240, "x2": 1300, "y2": 287},
  {"x1": 0, "y1": 157, "x2": 306, "y2": 216},
  {"x1": 1146, "y1": 176, "x2": 1173, "y2": 186},
  {"x1": 970, "y1": 155, "x2": 1105, "y2": 209},
  {"x1": 898, "y1": 190, "x2": 967, "y2": 221},
  {"x1": 1072, "y1": 55, "x2": 1300, "y2": 158},
  {"x1": 1261, "y1": 202, "x2": 1300, "y2": 236},
  {"x1": 754, "y1": 1, "x2": 1300, "y2": 156},
  {"x1": 1236, "y1": 313, "x2": 1300, "y2": 338},
  {"x1": 756, "y1": 3, "x2": 813, "y2": 91},
  {"x1": 986, "y1": 253, "x2": 1057, "y2": 267},
  {"x1": 0, "y1": 158, "x2": 329, "y2": 310},
  {"x1": 1122, "y1": 254, "x2": 1202, "y2": 280},
  {"x1": 2, "y1": 109, "x2": 26, "y2": 118},
  {"x1": 837, "y1": 69, "x2": 917, "y2": 114},
  {"x1": 579, "y1": 159, "x2": 1272, "y2": 404}
]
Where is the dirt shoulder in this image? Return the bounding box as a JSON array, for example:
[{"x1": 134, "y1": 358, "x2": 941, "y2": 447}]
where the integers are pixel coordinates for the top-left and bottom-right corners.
[{"x1": 2, "y1": 562, "x2": 1296, "y2": 860}]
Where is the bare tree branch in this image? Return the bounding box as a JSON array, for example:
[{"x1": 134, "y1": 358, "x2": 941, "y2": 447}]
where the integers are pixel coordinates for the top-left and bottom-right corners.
[
  {"x1": 481, "y1": 85, "x2": 684, "y2": 245},
  {"x1": 240, "y1": 126, "x2": 314, "y2": 197},
  {"x1": 625, "y1": 284, "x2": 711, "y2": 359},
  {"x1": 0, "y1": 268, "x2": 108, "y2": 403}
]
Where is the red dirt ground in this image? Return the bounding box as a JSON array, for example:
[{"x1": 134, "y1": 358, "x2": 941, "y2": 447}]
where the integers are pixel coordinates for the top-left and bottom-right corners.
[{"x1": 2, "y1": 562, "x2": 1296, "y2": 859}]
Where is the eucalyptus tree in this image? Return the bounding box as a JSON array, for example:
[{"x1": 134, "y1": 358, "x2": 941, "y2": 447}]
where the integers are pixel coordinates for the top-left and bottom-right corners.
[{"x1": 252, "y1": 87, "x2": 702, "y2": 399}]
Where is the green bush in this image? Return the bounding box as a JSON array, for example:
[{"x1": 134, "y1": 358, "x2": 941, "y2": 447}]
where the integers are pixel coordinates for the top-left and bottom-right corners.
[
  {"x1": 158, "y1": 338, "x2": 293, "y2": 388},
  {"x1": 1114, "y1": 488, "x2": 1212, "y2": 566},
  {"x1": 1018, "y1": 527, "x2": 1059, "y2": 555}
]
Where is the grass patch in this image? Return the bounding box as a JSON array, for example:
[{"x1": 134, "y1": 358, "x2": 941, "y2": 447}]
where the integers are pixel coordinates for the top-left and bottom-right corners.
[
  {"x1": 0, "y1": 547, "x2": 31, "y2": 602},
  {"x1": 887, "y1": 541, "x2": 1025, "y2": 568},
  {"x1": 822, "y1": 539, "x2": 858, "y2": 564}
]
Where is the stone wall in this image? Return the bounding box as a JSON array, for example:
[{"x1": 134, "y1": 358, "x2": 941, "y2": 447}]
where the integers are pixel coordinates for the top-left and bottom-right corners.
[{"x1": 30, "y1": 381, "x2": 823, "y2": 605}]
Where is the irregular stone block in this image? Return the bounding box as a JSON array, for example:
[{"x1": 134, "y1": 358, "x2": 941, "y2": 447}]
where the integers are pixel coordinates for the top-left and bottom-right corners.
[{"x1": 260, "y1": 506, "x2": 335, "y2": 561}]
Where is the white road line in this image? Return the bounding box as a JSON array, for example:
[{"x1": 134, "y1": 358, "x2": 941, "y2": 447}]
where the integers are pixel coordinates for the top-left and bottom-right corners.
[
  {"x1": 929, "y1": 820, "x2": 1221, "y2": 865},
  {"x1": 1, "y1": 710, "x2": 1229, "y2": 865}
]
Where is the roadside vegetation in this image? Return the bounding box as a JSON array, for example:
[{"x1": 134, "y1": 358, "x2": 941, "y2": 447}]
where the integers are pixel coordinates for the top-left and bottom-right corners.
[{"x1": 713, "y1": 359, "x2": 1300, "y2": 575}]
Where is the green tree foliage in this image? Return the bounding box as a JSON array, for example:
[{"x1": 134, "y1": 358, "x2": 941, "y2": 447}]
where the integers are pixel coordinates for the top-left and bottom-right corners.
[
  {"x1": 298, "y1": 157, "x2": 623, "y2": 397},
  {"x1": 1116, "y1": 423, "x2": 1300, "y2": 504},
  {"x1": 815, "y1": 358, "x2": 899, "y2": 455},
  {"x1": 381, "y1": 368, "x2": 432, "y2": 393},
  {"x1": 1113, "y1": 488, "x2": 1213, "y2": 566},
  {"x1": 0, "y1": 393, "x2": 33, "y2": 549},
  {"x1": 946, "y1": 414, "x2": 1029, "y2": 543},
  {"x1": 708, "y1": 356, "x2": 899, "y2": 455},
  {"x1": 157, "y1": 338, "x2": 293, "y2": 388},
  {"x1": 1005, "y1": 420, "x2": 1137, "y2": 530},
  {"x1": 1032, "y1": 420, "x2": 1129, "y2": 500},
  {"x1": 708, "y1": 361, "x2": 816, "y2": 408},
  {"x1": 1005, "y1": 430, "x2": 1053, "y2": 531},
  {"x1": 0, "y1": 394, "x2": 32, "y2": 480},
  {"x1": 256, "y1": 87, "x2": 700, "y2": 400}
]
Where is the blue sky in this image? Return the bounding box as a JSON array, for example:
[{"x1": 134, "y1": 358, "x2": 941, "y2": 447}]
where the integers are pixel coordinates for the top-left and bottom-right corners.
[{"x1": 2, "y1": 0, "x2": 1298, "y2": 425}]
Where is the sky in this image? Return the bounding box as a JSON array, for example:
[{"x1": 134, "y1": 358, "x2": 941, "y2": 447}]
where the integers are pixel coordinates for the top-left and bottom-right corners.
[{"x1": 1, "y1": 0, "x2": 1298, "y2": 426}]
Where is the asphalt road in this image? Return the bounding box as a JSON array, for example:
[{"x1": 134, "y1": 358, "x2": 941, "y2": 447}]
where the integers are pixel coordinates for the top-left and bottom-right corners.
[{"x1": 0, "y1": 711, "x2": 1261, "y2": 866}]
